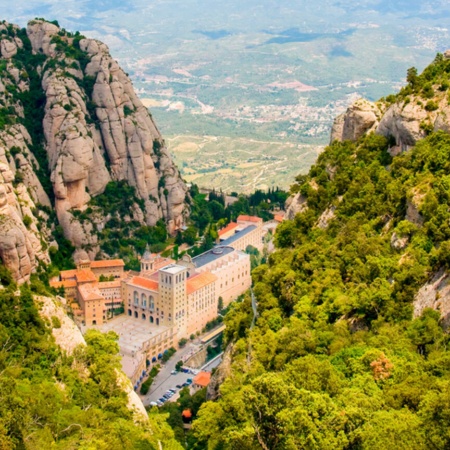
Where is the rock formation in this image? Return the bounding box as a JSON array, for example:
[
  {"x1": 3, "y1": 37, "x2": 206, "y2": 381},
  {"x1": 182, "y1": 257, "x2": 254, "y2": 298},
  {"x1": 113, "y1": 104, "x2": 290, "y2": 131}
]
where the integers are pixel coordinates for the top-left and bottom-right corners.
[
  {"x1": 0, "y1": 20, "x2": 189, "y2": 280},
  {"x1": 330, "y1": 99, "x2": 384, "y2": 143},
  {"x1": 330, "y1": 52, "x2": 450, "y2": 151}
]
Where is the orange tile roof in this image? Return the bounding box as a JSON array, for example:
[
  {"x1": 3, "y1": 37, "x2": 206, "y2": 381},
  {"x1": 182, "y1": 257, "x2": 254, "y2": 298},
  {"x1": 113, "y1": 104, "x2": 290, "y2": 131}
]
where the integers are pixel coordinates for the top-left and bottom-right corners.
[
  {"x1": 274, "y1": 214, "x2": 284, "y2": 222},
  {"x1": 237, "y1": 215, "x2": 262, "y2": 223},
  {"x1": 50, "y1": 280, "x2": 77, "y2": 289},
  {"x1": 187, "y1": 272, "x2": 217, "y2": 295},
  {"x1": 218, "y1": 222, "x2": 238, "y2": 237},
  {"x1": 75, "y1": 269, "x2": 98, "y2": 283},
  {"x1": 129, "y1": 276, "x2": 159, "y2": 291},
  {"x1": 90, "y1": 259, "x2": 125, "y2": 268},
  {"x1": 193, "y1": 371, "x2": 211, "y2": 387},
  {"x1": 60, "y1": 269, "x2": 77, "y2": 280},
  {"x1": 98, "y1": 280, "x2": 121, "y2": 288}
]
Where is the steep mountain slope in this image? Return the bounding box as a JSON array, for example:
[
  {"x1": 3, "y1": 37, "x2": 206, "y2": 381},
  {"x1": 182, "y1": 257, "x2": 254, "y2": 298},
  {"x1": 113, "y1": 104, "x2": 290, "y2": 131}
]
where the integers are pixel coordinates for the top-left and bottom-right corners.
[
  {"x1": 0, "y1": 275, "x2": 182, "y2": 449},
  {"x1": 0, "y1": 19, "x2": 188, "y2": 281},
  {"x1": 190, "y1": 54, "x2": 450, "y2": 449}
]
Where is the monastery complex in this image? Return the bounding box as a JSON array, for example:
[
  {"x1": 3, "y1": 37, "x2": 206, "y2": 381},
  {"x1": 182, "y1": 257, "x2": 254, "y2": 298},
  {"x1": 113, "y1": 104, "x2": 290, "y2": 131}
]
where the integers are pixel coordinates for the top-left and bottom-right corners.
[{"x1": 50, "y1": 216, "x2": 263, "y2": 381}]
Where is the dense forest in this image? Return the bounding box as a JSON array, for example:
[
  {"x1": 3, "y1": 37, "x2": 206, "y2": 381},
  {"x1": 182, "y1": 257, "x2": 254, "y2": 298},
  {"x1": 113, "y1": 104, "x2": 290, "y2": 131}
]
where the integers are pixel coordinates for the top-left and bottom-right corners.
[{"x1": 188, "y1": 54, "x2": 450, "y2": 449}]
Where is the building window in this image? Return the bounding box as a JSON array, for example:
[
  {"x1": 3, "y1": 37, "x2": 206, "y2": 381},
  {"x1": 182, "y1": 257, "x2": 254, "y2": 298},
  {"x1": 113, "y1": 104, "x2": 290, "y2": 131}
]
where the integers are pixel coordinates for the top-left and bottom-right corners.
[
  {"x1": 141, "y1": 293, "x2": 147, "y2": 307},
  {"x1": 134, "y1": 311, "x2": 138, "y2": 318},
  {"x1": 150, "y1": 296, "x2": 154, "y2": 310},
  {"x1": 134, "y1": 291, "x2": 139, "y2": 305},
  {"x1": 142, "y1": 313, "x2": 146, "y2": 320},
  {"x1": 150, "y1": 316, "x2": 154, "y2": 324}
]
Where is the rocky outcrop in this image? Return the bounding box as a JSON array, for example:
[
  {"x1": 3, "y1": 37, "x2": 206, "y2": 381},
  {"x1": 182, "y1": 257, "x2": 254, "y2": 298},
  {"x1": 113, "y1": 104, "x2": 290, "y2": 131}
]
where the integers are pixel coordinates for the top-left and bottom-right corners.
[
  {"x1": 414, "y1": 269, "x2": 450, "y2": 328},
  {"x1": 0, "y1": 162, "x2": 49, "y2": 283},
  {"x1": 377, "y1": 100, "x2": 429, "y2": 151},
  {"x1": 0, "y1": 19, "x2": 189, "y2": 279},
  {"x1": 207, "y1": 343, "x2": 233, "y2": 401},
  {"x1": 330, "y1": 99, "x2": 384, "y2": 143},
  {"x1": 38, "y1": 295, "x2": 86, "y2": 354},
  {"x1": 285, "y1": 192, "x2": 308, "y2": 220},
  {"x1": 331, "y1": 53, "x2": 450, "y2": 151},
  {"x1": 390, "y1": 232, "x2": 409, "y2": 250},
  {"x1": 28, "y1": 20, "x2": 188, "y2": 257},
  {"x1": 316, "y1": 205, "x2": 336, "y2": 229}
]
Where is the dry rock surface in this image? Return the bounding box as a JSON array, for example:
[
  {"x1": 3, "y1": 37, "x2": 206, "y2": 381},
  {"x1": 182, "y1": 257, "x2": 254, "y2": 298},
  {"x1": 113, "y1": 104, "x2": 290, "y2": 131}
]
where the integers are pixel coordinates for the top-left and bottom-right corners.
[
  {"x1": 414, "y1": 269, "x2": 450, "y2": 328},
  {"x1": 0, "y1": 20, "x2": 189, "y2": 280}
]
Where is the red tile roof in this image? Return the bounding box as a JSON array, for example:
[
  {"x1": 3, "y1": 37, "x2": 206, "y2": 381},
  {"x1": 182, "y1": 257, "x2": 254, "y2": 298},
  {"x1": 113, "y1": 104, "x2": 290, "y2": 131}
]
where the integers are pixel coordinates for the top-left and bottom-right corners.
[
  {"x1": 75, "y1": 270, "x2": 98, "y2": 283},
  {"x1": 187, "y1": 272, "x2": 217, "y2": 295},
  {"x1": 193, "y1": 371, "x2": 211, "y2": 387},
  {"x1": 60, "y1": 269, "x2": 77, "y2": 280},
  {"x1": 129, "y1": 276, "x2": 159, "y2": 291},
  {"x1": 90, "y1": 259, "x2": 125, "y2": 268},
  {"x1": 218, "y1": 222, "x2": 238, "y2": 237},
  {"x1": 50, "y1": 280, "x2": 77, "y2": 289},
  {"x1": 237, "y1": 215, "x2": 262, "y2": 223}
]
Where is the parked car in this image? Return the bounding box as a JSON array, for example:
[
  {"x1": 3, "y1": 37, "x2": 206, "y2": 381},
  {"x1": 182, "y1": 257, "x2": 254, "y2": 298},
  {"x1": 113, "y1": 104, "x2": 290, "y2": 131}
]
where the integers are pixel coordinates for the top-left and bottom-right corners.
[
  {"x1": 158, "y1": 397, "x2": 166, "y2": 403},
  {"x1": 169, "y1": 388, "x2": 177, "y2": 393},
  {"x1": 176, "y1": 384, "x2": 182, "y2": 389},
  {"x1": 182, "y1": 382, "x2": 189, "y2": 387},
  {"x1": 182, "y1": 368, "x2": 189, "y2": 373},
  {"x1": 187, "y1": 378, "x2": 193, "y2": 384},
  {"x1": 150, "y1": 402, "x2": 158, "y2": 407},
  {"x1": 171, "y1": 370, "x2": 177, "y2": 375}
]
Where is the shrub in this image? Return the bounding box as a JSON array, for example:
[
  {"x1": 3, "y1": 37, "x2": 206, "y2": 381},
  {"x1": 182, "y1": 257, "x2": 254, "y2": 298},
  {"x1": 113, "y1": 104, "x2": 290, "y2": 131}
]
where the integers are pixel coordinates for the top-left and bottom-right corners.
[
  {"x1": 425, "y1": 100, "x2": 439, "y2": 111},
  {"x1": 23, "y1": 215, "x2": 32, "y2": 228},
  {"x1": 51, "y1": 316, "x2": 61, "y2": 329}
]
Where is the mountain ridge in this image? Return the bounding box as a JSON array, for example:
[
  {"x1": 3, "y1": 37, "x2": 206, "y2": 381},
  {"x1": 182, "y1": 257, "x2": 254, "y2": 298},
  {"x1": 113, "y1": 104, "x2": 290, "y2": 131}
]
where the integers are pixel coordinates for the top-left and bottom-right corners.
[{"x1": 0, "y1": 19, "x2": 189, "y2": 282}]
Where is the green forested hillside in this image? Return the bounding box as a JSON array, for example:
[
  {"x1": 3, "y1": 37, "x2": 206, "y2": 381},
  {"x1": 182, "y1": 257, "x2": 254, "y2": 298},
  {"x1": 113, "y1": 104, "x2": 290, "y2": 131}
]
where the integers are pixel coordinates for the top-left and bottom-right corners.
[
  {"x1": 0, "y1": 278, "x2": 181, "y2": 449},
  {"x1": 191, "y1": 131, "x2": 450, "y2": 449}
]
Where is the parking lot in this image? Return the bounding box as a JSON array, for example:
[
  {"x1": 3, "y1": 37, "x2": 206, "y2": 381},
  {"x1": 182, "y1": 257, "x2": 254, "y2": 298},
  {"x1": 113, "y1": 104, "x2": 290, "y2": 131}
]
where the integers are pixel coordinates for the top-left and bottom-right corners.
[{"x1": 140, "y1": 340, "x2": 201, "y2": 406}]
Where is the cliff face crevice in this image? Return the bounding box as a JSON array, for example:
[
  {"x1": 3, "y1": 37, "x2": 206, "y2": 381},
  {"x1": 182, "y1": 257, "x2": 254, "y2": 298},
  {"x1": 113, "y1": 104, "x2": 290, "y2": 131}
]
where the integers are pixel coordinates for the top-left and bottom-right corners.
[{"x1": 0, "y1": 19, "x2": 189, "y2": 280}]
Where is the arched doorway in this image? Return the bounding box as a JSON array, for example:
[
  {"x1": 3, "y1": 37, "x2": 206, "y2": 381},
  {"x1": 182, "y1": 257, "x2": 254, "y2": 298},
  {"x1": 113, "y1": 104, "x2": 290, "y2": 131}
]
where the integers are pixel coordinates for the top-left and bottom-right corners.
[
  {"x1": 134, "y1": 311, "x2": 138, "y2": 318},
  {"x1": 142, "y1": 313, "x2": 146, "y2": 320},
  {"x1": 156, "y1": 318, "x2": 159, "y2": 326},
  {"x1": 150, "y1": 316, "x2": 154, "y2": 324},
  {"x1": 128, "y1": 309, "x2": 132, "y2": 316}
]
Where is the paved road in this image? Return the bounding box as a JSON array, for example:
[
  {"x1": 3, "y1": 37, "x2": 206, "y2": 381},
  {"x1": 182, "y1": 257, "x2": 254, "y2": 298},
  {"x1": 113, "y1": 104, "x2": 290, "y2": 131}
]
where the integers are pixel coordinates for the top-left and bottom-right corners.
[
  {"x1": 142, "y1": 342, "x2": 199, "y2": 406},
  {"x1": 201, "y1": 353, "x2": 223, "y2": 372}
]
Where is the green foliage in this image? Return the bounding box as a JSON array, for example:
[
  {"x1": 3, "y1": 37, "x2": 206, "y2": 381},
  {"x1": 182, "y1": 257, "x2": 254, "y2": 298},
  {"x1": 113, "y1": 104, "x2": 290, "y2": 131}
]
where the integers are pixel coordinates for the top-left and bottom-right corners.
[
  {"x1": 191, "y1": 130, "x2": 450, "y2": 449},
  {"x1": 178, "y1": 338, "x2": 188, "y2": 348},
  {"x1": 0, "y1": 286, "x2": 181, "y2": 448}
]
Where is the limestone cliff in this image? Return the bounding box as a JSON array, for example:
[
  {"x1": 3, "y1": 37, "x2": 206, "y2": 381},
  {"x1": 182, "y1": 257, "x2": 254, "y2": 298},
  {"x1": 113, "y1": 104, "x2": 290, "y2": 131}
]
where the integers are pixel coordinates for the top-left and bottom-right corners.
[
  {"x1": 330, "y1": 50, "x2": 450, "y2": 150},
  {"x1": 0, "y1": 19, "x2": 188, "y2": 280}
]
